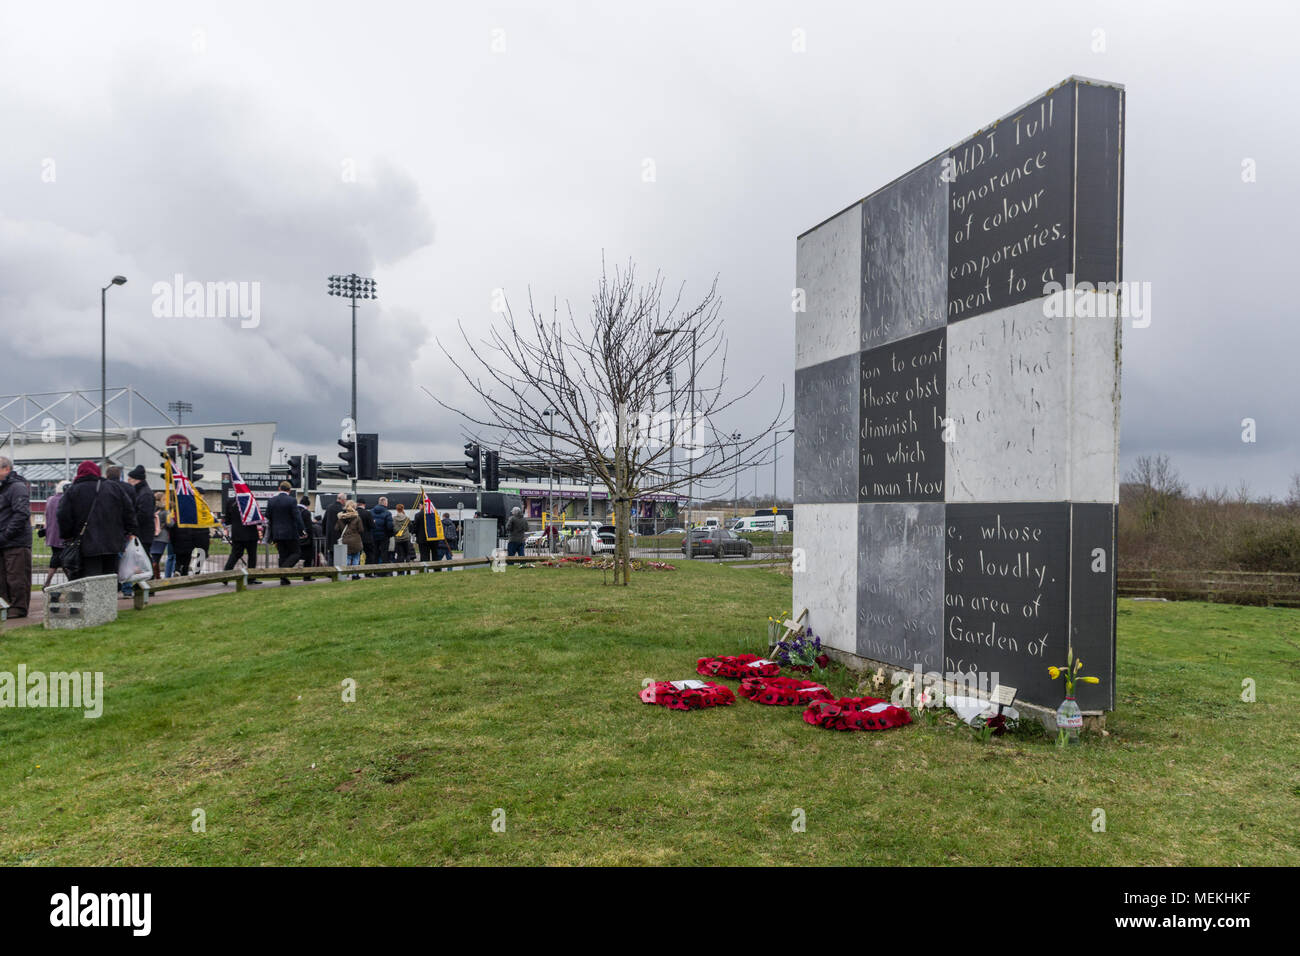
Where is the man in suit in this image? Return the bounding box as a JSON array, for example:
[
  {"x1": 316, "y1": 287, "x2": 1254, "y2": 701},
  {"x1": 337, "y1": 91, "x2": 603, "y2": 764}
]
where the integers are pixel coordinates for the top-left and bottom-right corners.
[
  {"x1": 297, "y1": 495, "x2": 317, "y2": 580},
  {"x1": 265, "y1": 481, "x2": 305, "y2": 586},
  {"x1": 223, "y1": 490, "x2": 263, "y2": 582}
]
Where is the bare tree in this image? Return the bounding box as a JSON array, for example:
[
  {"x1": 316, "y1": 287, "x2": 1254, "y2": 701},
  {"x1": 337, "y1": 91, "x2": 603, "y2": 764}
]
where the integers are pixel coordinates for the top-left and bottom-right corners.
[
  {"x1": 1125, "y1": 453, "x2": 1186, "y2": 531},
  {"x1": 437, "y1": 258, "x2": 787, "y2": 584}
]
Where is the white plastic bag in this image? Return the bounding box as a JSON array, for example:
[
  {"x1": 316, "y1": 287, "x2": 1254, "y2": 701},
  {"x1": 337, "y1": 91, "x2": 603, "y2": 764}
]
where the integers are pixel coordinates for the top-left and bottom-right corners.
[{"x1": 118, "y1": 536, "x2": 153, "y2": 583}]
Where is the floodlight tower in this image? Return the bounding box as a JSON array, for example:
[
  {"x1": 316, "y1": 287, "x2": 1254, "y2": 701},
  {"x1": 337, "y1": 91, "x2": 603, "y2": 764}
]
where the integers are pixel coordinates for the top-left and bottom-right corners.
[{"x1": 327, "y1": 273, "x2": 377, "y2": 497}]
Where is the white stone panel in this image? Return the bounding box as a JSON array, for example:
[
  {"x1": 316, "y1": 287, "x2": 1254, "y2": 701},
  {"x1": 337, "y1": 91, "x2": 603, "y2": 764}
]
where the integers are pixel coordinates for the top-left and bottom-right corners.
[
  {"x1": 944, "y1": 299, "x2": 1069, "y2": 502},
  {"x1": 1067, "y1": 293, "x2": 1121, "y2": 503},
  {"x1": 795, "y1": 204, "x2": 862, "y2": 370},
  {"x1": 792, "y1": 503, "x2": 858, "y2": 654}
]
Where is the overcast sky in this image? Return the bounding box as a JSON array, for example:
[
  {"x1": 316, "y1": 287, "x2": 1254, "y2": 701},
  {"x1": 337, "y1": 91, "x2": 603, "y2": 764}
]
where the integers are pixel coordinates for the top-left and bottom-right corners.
[{"x1": 2, "y1": 0, "x2": 1297, "y2": 498}]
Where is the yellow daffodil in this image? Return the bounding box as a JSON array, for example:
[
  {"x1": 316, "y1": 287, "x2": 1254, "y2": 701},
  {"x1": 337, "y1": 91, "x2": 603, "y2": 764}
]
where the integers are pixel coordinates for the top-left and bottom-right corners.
[
  {"x1": 1080, "y1": 676, "x2": 1100, "y2": 684},
  {"x1": 1048, "y1": 666, "x2": 1061, "y2": 679}
]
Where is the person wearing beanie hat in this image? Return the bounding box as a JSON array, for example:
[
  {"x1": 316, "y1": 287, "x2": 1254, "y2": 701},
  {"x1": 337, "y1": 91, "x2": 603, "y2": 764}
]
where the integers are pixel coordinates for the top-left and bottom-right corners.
[
  {"x1": 123, "y1": 464, "x2": 157, "y2": 597},
  {"x1": 126, "y1": 464, "x2": 156, "y2": 552},
  {"x1": 57, "y1": 460, "x2": 136, "y2": 580}
]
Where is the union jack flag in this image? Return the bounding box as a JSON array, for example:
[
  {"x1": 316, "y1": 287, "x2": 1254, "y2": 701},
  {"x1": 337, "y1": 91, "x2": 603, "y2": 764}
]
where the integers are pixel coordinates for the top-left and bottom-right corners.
[{"x1": 226, "y1": 454, "x2": 265, "y2": 526}]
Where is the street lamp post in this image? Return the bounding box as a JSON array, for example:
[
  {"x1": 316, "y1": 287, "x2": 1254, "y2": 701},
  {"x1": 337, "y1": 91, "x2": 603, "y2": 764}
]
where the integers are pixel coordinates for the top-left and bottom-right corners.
[
  {"x1": 327, "y1": 273, "x2": 378, "y2": 498},
  {"x1": 728, "y1": 431, "x2": 741, "y2": 523},
  {"x1": 231, "y1": 430, "x2": 245, "y2": 471},
  {"x1": 666, "y1": 369, "x2": 675, "y2": 536},
  {"x1": 542, "y1": 408, "x2": 556, "y2": 549},
  {"x1": 655, "y1": 326, "x2": 696, "y2": 558},
  {"x1": 100, "y1": 275, "x2": 127, "y2": 467}
]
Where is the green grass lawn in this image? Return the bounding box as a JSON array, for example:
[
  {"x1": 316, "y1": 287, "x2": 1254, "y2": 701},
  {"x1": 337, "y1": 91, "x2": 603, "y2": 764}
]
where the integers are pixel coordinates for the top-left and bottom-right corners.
[{"x1": 1, "y1": 564, "x2": 1297, "y2": 866}]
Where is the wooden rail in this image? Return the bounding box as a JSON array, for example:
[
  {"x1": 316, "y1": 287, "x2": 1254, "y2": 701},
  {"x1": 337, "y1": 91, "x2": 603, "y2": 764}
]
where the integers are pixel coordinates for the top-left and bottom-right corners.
[
  {"x1": 130, "y1": 555, "x2": 537, "y2": 610},
  {"x1": 1118, "y1": 568, "x2": 1300, "y2": 607}
]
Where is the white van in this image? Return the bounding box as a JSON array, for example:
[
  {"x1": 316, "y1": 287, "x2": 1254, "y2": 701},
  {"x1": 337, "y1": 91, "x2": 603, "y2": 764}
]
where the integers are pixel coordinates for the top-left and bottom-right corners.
[{"x1": 732, "y1": 514, "x2": 789, "y2": 534}]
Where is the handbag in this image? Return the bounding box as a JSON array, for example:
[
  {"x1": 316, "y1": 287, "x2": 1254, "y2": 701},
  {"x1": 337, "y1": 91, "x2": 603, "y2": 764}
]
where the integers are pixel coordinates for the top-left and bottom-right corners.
[{"x1": 60, "y1": 480, "x2": 101, "y2": 578}]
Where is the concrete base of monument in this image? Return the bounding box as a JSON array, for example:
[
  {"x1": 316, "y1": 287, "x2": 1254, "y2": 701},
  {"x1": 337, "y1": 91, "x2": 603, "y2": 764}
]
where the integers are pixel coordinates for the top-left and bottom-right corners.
[{"x1": 810, "y1": 645, "x2": 1108, "y2": 734}]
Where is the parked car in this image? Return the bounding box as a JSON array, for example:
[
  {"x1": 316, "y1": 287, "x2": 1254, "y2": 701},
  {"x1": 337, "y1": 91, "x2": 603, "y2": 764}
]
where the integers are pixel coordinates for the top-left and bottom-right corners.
[
  {"x1": 663, "y1": 527, "x2": 687, "y2": 535},
  {"x1": 680, "y1": 528, "x2": 753, "y2": 559},
  {"x1": 594, "y1": 531, "x2": 617, "y2": 553}
]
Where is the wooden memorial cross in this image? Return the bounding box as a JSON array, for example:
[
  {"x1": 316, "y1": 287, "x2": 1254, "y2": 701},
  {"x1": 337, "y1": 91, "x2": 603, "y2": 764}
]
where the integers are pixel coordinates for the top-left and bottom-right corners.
[{"x1": 775, "y1": 608, "x2": 809, "y2": 646}]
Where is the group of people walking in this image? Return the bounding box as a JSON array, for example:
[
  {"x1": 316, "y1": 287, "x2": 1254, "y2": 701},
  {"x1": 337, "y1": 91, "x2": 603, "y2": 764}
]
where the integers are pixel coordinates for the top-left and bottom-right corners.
[
  {"x1": 0, "y1": 458, "x2": 166, "y2": 620},
  {"x1": 0, "y1": 458, "x2": 475, "y2": 619},
  {"x1": 220, "y1": 489, "x2": 462, "y2": 583}
]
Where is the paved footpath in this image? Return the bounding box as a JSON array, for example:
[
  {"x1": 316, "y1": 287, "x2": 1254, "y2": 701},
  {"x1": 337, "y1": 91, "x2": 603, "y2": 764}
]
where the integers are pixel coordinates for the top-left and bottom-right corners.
[{"x1": 1, "y1": 575, "x2": 341, "y2": 633}]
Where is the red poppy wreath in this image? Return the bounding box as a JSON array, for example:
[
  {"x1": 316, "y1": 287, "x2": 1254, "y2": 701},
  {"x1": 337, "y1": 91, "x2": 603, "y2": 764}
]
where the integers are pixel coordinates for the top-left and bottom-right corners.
[
  {"x1": 696, "y1": 654, "x2": 781, "y2": 679},
  {"x1": 640, "y1": 679, "x2": 736, "y2": 710},
  {"x1": 738, "y1": 676, "x2": 835, "y2": 706},
  {"x1": 802, "y1": 696, "x2": 913, "y2": 731}
]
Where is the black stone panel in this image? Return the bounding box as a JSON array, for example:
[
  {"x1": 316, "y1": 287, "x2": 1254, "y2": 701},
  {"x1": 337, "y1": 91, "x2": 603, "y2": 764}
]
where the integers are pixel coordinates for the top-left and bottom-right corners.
[
  {"x1": 859, "y1": 328, "x2": 946, "y2": 502},
  {"x1": 943, "y1": 502, "x2": 1070, "y2": 706},
  {"x1": 794, "y1": 353, "x2": 859, "y2": 504},
  {"x1": 1067, "y1": 502, "x2": 1118, "y2": 711},
  {"x1": 862, "y1": 156, "x2": 948, "y2": 350},
  {"x1": 857, "y1": 502, "x2": 945, "y2": 671},
  {"x1": 946, "y1": 83, "x2": 1075, "y2": 323}
]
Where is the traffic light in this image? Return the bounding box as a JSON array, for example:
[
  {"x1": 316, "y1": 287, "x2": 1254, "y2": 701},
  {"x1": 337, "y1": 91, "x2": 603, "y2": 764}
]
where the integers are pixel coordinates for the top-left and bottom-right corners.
[
  {"x1": 188, "y1": 449, "x2": 205, "y2": 483},
  {"x1": 165, "y1": 445, "x2": 179, "y2": 463},
  {"x1": 464, "y1": 442, "x2": 481, "y2": 484},
  {"x1": 287, "y1": 455, "x2": 303, "y2": 489},
  {"x1": 484, "y1": 450, "x2": 500, "y2": 491},
  {"x1": 339, "y1": 438, "x2": 356, "y2": 477},
  {"x1": 305, "y1": 454, "x2": 319, "y2": 491},
  {"x1": 356, "y1": 433, "x2": 379, "y2": 482}
]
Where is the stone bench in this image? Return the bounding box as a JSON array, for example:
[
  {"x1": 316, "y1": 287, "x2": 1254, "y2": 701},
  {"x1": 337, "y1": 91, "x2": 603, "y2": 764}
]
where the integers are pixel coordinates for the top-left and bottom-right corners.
[{"x1": 44, "y1": 574, "x2": 119, "y2": 630}]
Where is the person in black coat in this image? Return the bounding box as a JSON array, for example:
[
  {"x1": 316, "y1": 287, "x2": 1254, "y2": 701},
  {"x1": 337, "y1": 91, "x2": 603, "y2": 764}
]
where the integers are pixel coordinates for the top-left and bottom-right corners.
[
  {"x1": 0, "y1": 456, "x2": 32, "y2": 617},
  {"x1": 371, "y1": 497, "x2": 394, "y2": 566},
  {"x1": 297, "y1": 495, "x2": 316, "y2": 579},
  {"x1": 323, "y1": 493, "x2": 346, "y2": 552},
  {"x1": 125, "y1": 465, "x2": 156, "y2": 553},
  {"x1": 223, "y1": 495, "x2": 262, "y2": 573},
  {"x1": 412, "y1": 506, "x2": 437, "y2": 562},
  {"x1": 56, "y1": 460, "x2": 136, "y2": 580},
  {"x1": 357, "y1": 499, "x2": 376, "y2": 574},
  {"x1": 265, "y1": 482, "x2": 305, "y2": 585}
]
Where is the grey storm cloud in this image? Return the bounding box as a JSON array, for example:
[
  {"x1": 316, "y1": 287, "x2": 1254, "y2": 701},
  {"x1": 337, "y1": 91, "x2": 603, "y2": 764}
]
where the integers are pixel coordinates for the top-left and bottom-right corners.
[{"x1": 2, "y1": 0, "x2": 1298, "y2": 495}]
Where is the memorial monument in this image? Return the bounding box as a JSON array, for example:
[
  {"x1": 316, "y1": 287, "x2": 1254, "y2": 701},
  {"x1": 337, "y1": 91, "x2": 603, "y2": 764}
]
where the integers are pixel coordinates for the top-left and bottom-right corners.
[{"x1": 793, "y1": 77, "x2": 1124, "y2": 712}]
